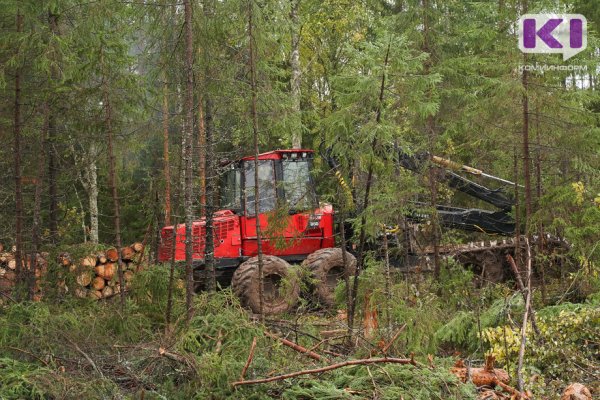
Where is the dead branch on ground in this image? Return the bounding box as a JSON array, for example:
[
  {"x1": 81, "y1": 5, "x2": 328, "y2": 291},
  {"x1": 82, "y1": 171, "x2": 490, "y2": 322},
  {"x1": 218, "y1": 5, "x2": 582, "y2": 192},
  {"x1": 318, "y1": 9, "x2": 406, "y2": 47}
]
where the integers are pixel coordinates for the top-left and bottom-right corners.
[
  {"x1": 239, "y1": 336, "x2": 257, "y2": 381},
  {"x1": 232, "y1": 356, "x2": 417, "y2": 387},
  {"x1": 265, "y1": 331, "x2": 326, "y2": 362}
]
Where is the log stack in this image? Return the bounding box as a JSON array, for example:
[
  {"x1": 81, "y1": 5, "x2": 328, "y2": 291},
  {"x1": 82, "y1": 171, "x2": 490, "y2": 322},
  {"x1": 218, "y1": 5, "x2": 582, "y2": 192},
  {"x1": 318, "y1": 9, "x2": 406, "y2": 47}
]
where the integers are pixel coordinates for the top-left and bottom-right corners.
[
  {"x1": 64, "y1": 242, "x2": 145, "y2": 300},
  {"x1": 0, "y1": 241, "x2": 144, "y2": 302},
  {"x1": 0, "y1": 244, "x2": 48, "y2": 301}
]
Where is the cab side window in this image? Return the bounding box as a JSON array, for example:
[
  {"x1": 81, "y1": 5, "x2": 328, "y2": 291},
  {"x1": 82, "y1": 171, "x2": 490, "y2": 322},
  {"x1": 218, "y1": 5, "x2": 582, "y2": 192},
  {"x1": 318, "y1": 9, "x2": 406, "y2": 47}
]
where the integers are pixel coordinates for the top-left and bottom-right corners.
[
  {"x1": 220, "y1": 167, "x2": 242, "y2": 211},
  {"x1": 244, "y1": 160, "x2": 276, "y2": 216}
]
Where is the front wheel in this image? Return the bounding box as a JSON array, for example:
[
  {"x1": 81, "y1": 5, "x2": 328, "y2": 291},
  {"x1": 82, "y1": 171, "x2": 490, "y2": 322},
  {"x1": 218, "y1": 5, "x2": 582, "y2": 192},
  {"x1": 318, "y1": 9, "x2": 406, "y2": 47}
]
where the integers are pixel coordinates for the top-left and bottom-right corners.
[
  {"x1": 231, "y1": 255, "x2": 299, "y2": 315},
  {"x1": 303, "y1": 248, "x2": 356, "y2": 307}
]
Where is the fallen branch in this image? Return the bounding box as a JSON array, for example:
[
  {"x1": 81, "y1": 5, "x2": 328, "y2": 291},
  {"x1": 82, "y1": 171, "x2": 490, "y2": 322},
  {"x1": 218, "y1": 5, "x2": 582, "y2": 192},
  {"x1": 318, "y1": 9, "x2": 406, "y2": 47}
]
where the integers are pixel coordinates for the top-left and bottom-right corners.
[
  {"x1": 63, "y1": 334, "x2": 104, "y2": 379},
  {"x1": 320, "y1": 329, "x2": 346, "y2": 338},
  {"x1": 157, "y1": 347, "x2": 198, "y2": 375},
  {"x1": 382, "y1": 323, "x2": 407, "y2": 354},
  {"x1": 232, "y1": 356, "x2": 416, "y2": 387},
  {"x1": 323, "y1": 349, "x2": 345, "y2": 358},
  {"x1": 3, "y1": 345, "x2": 49, "y2": 366},
  {"x1": 494, "y1": 378, "x2": 530, "y2": 399},
  {"x1": 506, "y1": 254, "x2": 540, "y2": 336},
  {"x1": 239, "y1": 336, "x2": 257, "y2": 381},
  {"x1": 265, "y1": 331, "x2": 326, "y2": 362},
  {"x1": 0, "y1": 290, "x2": 16, "y2": 303},
  {"x1": 516, "y1": 239, "x2": 532, "y2": 393},
  {"x1": 158, "y1": 347, "x2": 188, "y2": 364}
]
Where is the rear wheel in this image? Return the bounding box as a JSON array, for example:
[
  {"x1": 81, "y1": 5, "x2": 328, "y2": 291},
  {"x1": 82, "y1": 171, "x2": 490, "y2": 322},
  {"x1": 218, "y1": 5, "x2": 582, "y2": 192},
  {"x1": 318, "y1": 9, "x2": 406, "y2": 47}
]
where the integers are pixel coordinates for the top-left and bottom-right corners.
[
  {"x1": 231, "y1": 255, "x2": 299, "y2": 315},
  {"x1": 303, "y1": 248, "x2": 356, "y2": 307}
]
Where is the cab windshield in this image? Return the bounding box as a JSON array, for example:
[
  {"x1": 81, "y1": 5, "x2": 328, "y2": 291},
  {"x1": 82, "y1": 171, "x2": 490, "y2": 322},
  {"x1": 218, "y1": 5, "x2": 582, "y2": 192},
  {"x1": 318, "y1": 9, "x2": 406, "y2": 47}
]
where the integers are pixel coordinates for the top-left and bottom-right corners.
[
  {"x1": 239, "y1": 156, "x2": 317, "y2": 216},
  {"x1": 281, "y1": 159, "x2": 317, "y2": 212}
]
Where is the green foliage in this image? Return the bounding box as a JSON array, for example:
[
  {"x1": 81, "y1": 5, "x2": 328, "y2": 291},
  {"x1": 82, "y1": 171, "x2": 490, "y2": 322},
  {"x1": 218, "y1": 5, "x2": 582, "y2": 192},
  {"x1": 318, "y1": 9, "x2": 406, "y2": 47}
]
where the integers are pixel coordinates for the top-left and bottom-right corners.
[
  {"x1": 435, "y1": 259, "x2": 476, "y2": 309},
  {"x1": 0, "y1": 358, "x2": 49, "y2": 400},
  {"x1": 484, "y1": 300, "x2": 600, "y2": 388},
  {"x1": 131, "y1": 264, "x2": 185, "y2": 325},
  {"x1": 0, "y1": 0, "x2": 599, "y2": 397},
  {"x1": 282, "y1": 362, "x2": 477, "y2": 400},
  {"x1": 434, "y1": 296, "x2": 523, "y2": 353},
  {"x1": 0, "y1": 357, "x2": 119, "y2": 400},
  {"x1": 434, "y1": 311, "x2": 476, "y2": 351}
]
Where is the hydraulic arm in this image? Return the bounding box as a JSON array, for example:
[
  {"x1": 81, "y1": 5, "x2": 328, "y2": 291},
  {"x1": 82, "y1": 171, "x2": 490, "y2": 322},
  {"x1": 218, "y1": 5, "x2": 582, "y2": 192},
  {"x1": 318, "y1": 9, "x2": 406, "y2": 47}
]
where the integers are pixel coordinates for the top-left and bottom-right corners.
[{"x1": 322, "y1": 145, "x2": 516, "y2": 235}]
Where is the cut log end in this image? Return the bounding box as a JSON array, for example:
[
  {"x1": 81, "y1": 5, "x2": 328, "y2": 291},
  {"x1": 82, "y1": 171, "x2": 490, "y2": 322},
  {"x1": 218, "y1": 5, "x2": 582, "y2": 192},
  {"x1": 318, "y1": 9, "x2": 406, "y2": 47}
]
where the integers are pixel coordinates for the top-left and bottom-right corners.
[
  {"x1": 132, "y1": 242, "x2": 144, "y2": 253},
  {"x1": 121, "y1": 246, "x2": 135, "y2": 261},
  {"x1": 561, "y1": 383, "x2": 592, "y2": 400},
  {"x1": 92, "y1": 276, "x2": 105, "y2": 291},
  {"x1": 97, "y1": 252, "x2": 107, "y2": 264},
  {"x1": 106, "y1": 248, "x2": 118, "y2": 262},
  {"x1": 80, "y1": 256, "x2": 97, "y2": 268},
  {"x1": 76, "y1": 269, "x2": 93, "y2": 287}
]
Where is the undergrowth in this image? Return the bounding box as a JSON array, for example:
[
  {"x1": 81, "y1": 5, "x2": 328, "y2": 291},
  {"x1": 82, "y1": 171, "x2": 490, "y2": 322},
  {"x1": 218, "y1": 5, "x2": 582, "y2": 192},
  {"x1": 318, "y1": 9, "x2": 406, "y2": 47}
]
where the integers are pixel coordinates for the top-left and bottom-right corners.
[{"x1": 0, "y1": 260, "x2": 597, "y2": 399}]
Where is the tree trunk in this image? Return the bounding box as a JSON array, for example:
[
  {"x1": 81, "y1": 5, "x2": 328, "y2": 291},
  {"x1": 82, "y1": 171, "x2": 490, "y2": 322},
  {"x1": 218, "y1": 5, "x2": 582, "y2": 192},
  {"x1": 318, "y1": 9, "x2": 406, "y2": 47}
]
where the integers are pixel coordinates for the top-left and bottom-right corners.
[
  {"x1": 289, "y1": 0, "x2": 302, "y2": 149},
  {"x1": 348, "y1": 43, "x2": 390, "y2": 337},
  {"x1": 521, "y1": 0, "x2": 532, "y2": 236},
  {"x1": 162, "y1": 71, "x2": 172, "y2": 226},
  {"x1": 103, "y1": 60, "x2": 126, "y2": 311},
  {"x1": 513, "y1": 140, "x2": 521, "y2": 262},
  {"x1": 422, "y1": 0, "x2": 441, "y2": 280},
  {"x1": 48, "y1": 10, "x2": 60, "y2": 244},
  {"x1": 29, "y1": 103, "x2": 48, "y2": 300},
  {"x1": 72, "y1": 140, "x2": 99, "y2": 245},
  {"x1": 198, "y1": 96, "x2": 206, "y2": 216},
  {"x1": 13, "y1": 10, "x2": 24, "y2": 294},
  {"x1": 248, "y1": 0, "x2": 265, "y2": 317},
  {"x1": 517, "y1": 239, "x2": 532, "y2": 393},
  {"x1": 85, "y1": 143, "x2": 99, "y2": 244},
  {"x1": 204, "y1": 96, "x2": 216, "y2": 292},
  {"x1": 534, "y1": 107, "x2": 545, "y2": 303},
  {"x1": 183, "y1": 0, "x2": 195, "y2": 323},
  {"x1": 339, "y1": 212, "x2": 353, "y2": 342},
  {"x1": 165, "y1": 220, "x2": 178, "y2": 327}
]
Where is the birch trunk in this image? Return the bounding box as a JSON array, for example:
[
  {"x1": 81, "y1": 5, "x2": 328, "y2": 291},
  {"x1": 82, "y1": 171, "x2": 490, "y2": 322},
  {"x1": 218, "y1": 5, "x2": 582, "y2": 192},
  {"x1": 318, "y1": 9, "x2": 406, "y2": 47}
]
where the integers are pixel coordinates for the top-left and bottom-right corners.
[
  {"x1": 83, "y1": 143, "x2": 99, "y2": 244},
  {"x1": 289, "y1": 0, "x2": 302, "y2": 149}
]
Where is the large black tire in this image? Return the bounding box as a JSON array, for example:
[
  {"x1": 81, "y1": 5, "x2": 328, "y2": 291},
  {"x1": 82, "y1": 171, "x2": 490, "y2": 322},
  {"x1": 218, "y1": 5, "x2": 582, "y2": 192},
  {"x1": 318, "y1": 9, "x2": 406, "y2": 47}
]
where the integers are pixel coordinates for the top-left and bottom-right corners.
[
  {"x1": 303, "y1": 248, "x2": 356, "y2": 307},
  {"x1": 231, "y1": 255, "x2": 299, "y2": 315}
]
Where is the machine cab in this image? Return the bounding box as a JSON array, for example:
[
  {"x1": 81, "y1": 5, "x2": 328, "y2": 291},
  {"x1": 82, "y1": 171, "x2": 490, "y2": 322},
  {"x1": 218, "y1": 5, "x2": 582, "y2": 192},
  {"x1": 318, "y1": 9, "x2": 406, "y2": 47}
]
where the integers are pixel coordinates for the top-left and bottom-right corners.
[
  {"x1": 220, "y1": 149, "x2": 333, "y2": 259},
  {"x1": 220, "y1": 150, "x2": 318, "y2": 216},
  {"x1": 158, "y1": 149, "x2": 335, "y2": 263}
]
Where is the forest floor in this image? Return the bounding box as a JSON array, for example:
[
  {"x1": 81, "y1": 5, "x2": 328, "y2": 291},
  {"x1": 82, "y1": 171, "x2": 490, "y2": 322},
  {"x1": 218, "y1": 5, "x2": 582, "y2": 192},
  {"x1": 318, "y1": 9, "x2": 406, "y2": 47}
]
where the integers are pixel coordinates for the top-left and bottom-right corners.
[{"x1": 0, "y1": 253, "x2": 598, "y2": 400}]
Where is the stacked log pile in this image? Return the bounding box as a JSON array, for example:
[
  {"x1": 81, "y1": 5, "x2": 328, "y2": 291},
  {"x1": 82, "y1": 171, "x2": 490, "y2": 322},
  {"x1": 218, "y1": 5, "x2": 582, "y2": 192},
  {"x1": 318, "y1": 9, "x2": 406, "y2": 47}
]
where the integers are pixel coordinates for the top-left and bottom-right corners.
[
  {"x1": 61, "y1": 242, "x2": 145, "y2": 300},
  {"x1": 0, "y1": 242, "x2": 144, "y2": 301},
  {"x1": 0, "y1": 244, "x2": 48, "y2": 301}
]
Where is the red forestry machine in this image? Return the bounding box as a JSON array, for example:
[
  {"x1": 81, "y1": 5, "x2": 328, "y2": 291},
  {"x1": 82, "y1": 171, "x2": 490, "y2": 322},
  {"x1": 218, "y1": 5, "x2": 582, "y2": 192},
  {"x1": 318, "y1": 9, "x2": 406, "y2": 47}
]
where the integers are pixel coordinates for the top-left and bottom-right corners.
[{"x1": 158, "y1": 148, "x2": 531, "y2": 314}]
